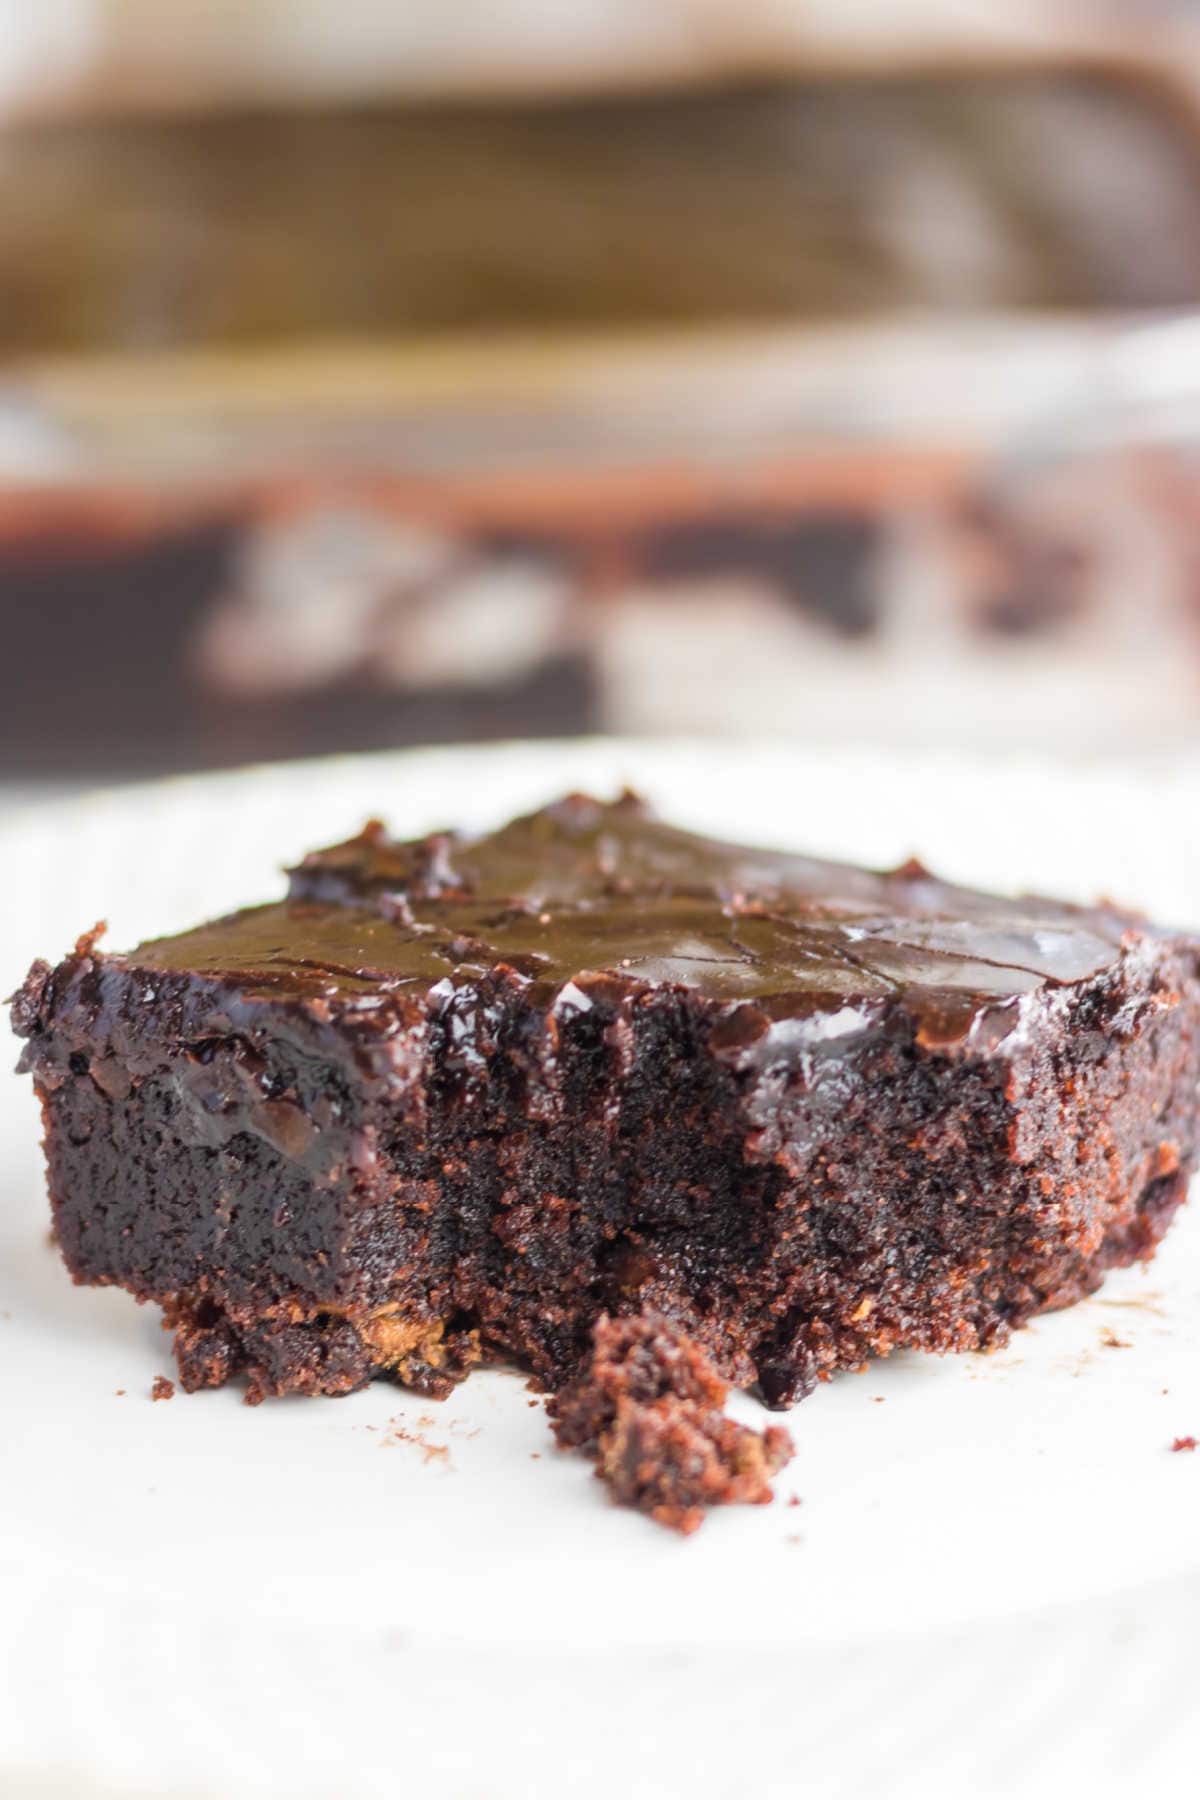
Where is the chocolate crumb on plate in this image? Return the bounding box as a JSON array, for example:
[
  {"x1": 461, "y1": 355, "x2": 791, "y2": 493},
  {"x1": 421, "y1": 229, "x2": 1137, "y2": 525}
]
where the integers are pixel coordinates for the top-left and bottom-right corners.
[{"x1": 548, "y1": 1311, "x2": 794, "y2": 1534}]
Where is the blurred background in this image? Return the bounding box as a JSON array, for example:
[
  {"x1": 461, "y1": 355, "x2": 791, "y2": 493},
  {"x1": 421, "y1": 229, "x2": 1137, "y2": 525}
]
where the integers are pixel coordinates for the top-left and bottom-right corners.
[{"x1": 6, "y1": 0, "x2": 1200, "y2": 781}]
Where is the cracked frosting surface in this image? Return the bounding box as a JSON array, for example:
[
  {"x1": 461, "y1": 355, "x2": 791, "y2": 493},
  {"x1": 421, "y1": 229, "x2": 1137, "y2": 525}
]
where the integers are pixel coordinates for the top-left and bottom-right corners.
[{"x1": 121, "y1": 792, "x2": 1135, "y2": 1054}]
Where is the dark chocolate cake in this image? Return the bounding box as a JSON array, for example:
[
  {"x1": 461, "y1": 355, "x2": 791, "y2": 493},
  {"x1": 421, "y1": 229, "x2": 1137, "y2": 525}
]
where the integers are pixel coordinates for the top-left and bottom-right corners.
[{"x1": 12, "y1": 792, "x2": 1200, "y2": 1522}]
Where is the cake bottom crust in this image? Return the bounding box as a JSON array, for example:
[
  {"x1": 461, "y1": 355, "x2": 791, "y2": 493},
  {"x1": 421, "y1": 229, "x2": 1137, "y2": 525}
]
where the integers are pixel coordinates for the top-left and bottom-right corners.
[
  {"x1": 166, "y1": 1297, "x2": 483, "y2": 1405},
  {"x1": 159, "y1": 1163, "x2": 1189, "y2": 1408}
]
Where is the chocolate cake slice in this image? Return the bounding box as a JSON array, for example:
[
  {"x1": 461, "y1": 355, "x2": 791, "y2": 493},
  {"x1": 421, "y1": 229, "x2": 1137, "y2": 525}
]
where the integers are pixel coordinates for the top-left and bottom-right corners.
[{"x1": 12, "y1": 792, "x2": 1200, "y2": 1421}]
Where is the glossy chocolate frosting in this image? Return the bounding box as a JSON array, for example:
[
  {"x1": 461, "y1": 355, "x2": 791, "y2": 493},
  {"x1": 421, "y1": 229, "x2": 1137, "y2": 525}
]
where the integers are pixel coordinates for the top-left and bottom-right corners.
[{"x1": 120, "y1": 793, "x2": 1133, "y2": 1056}]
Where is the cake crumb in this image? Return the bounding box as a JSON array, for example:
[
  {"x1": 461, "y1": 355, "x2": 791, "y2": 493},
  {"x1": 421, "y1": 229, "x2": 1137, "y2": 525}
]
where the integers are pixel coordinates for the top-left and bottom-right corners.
[
  {"x1": 381, "y1": 1420, "x2": 451, "y2": 1465},
  {"x1": 151, "y1": 1375, "x2": 175, "y2": 1401},
  {"x1": 1100, "y1": 1327, "x2": 1131, "y2": 1349},
  {"x1": 114, "y1": 1388, "x2": 125, "y2": 1397},
  {"x1": 548, "y1": 1310, "x2": 793, "y2": 1534},
  {"x1": 1100, "y1": 1293, "x2": 1166, "y2": 1319},
  {"x1": 1171, "y1": 1435, "x2": 1197, "y2": 1453}
]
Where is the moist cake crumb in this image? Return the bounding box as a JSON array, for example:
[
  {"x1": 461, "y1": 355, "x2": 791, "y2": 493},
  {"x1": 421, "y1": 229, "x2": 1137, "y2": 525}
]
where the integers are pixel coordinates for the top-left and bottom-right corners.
[
  {"x1": 548, "y1": 1311, "x2": 794, "y2": 1533},
  {"x1": 151, "y1": 1375, "x2": 175, "y2": 1401}
]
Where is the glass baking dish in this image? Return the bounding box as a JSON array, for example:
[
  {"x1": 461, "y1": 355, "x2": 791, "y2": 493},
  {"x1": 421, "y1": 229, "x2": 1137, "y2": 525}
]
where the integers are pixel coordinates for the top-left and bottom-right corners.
[{"x1": 3, "y1": 58, "x2": 1200, "y2": 774}]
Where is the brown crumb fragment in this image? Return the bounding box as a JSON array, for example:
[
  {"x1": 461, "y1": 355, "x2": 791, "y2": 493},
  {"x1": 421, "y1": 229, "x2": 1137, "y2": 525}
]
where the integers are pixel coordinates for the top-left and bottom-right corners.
[
  {"x1": 1171, "y1": 1435, "x2": 1197, "y2": 1453},
  {"x1": 114, "y1": 1388, "x2": 125, "y2": 1397},
  {"x1": 1099, "y1": 1294, "x2": 1167, "y2": 1319},
  {"x1": 381, "y1": 1420, "x2": 451, "y2": 1465},
  {"x1": 1100, "y1": 1327, "x2": 1131, "y2": 1349},
  {"x1": 547, "y1": 1310, "x2": 793, "y2": 1534},
  {"x1": 151, "y1": 1375, "x2": 175, "y2": 1401},
  {"x1": 787, "y1": 1494, "x2": 801, "y2": 1508},
  {"x1": 73, "y1": 921, "x2": 107, "y2": 958}
]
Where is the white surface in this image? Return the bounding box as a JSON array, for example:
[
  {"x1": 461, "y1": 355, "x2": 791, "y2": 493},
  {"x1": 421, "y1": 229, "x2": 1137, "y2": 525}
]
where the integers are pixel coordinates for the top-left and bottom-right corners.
[{"x1": 3, "y1": 738, "x2": 1200, "y2": 1797}]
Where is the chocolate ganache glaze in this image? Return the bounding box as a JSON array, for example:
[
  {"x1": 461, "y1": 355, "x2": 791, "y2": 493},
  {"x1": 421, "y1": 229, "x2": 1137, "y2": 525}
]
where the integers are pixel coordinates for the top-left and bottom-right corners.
[{"x1": 115, "y1": 792, "x2": 1130, "y2": 1066}]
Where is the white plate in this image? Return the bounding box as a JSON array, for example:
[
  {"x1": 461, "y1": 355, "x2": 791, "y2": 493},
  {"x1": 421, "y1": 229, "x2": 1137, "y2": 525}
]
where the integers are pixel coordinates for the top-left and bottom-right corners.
[{"x1": 4, "y1": 739, "x2": 1200, "y2": 1798}]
